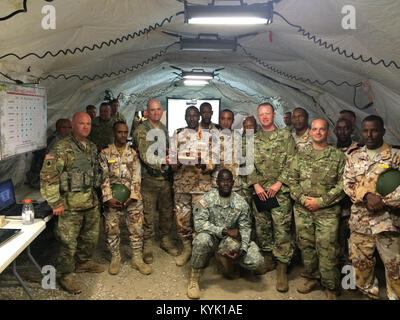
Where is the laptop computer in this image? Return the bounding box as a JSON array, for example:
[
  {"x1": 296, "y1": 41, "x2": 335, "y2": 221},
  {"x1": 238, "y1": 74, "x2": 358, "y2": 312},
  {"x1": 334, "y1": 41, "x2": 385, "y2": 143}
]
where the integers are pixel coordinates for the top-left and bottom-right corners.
[
  {"x1": 0, "y1": 179, "x2": 52, "y2": 218},
  {"x1": 0, "y1": 228, "x2": 21, "y2": 247}
]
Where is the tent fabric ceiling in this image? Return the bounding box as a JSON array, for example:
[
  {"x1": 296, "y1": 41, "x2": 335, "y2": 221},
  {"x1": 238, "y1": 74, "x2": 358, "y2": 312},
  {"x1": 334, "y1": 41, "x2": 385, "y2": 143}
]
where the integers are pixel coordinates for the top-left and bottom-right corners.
[{"x1": 1, "y1": 0, "x2": 400, "y2": 185}]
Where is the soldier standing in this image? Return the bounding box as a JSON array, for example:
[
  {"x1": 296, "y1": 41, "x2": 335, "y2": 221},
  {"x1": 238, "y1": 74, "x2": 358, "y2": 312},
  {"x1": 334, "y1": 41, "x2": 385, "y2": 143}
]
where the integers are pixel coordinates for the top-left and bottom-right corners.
[
  {"x1": 335, "y1": 118, "x2": 361, "y2": 265},
  {"x1": 170, "y1": 106, "x2": 214, "y2": 266},
  {"x1": 89, "y1": 102, "x2": 114, "y2": 151},
  {"x1": 343, "y1": 115, "x2": 400, "y2": 300},
  {"x1": 285, "y1": 119, "x2": 346, "y2": 300},
  {"x1": 291, "y1": 107, "x2": 312, "y2": 151},
  {"x1": 199, "y1": 102, "x2": 219, "y2": 130},
  {"x1": 110, "y1": 99, "x2": 126, "y2": 123},
  {"x1": 40, "y1": 112, "x2": 105, "y2": 294},
  {"x1": 133, "y1": 99, "x2": 178, "y2": 264},
  {"x1": 283, "y1": 111, "x2": 293, "y2": 131},
  {"x1": 187, "y1": 169, "x2": 263, "y2": 299},
  {"x1": 99, "y1": 121, "x2": 151, "y2": 275},
  {"x1": 248, "y1": 102, "x2": 295, "y2": 292}
]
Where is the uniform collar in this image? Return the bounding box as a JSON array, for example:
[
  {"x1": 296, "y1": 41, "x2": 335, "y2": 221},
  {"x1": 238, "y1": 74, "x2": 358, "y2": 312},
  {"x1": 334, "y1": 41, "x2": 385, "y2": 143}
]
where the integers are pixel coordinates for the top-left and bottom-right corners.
[
  {"x1": 292, "y1": 128, "x2": 310, "y2": 142},
  {"x1": 360, "y1": 142, "x2": 391, "y2": 161}
]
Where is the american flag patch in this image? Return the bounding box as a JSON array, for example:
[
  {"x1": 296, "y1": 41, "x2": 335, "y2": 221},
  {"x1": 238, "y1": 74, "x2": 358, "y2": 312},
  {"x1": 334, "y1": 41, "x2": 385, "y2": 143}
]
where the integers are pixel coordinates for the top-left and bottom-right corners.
[
  {"x1": 45, "y1": 154, "x2": 55, "y2": 160},
  {"x1": 199, "y1": 199, "x2": 208, "y2": 208}
]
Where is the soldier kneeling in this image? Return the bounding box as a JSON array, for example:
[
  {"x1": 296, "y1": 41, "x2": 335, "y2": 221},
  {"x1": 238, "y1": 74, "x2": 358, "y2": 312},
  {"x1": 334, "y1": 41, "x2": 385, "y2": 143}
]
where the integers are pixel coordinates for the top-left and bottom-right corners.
[{"x1": 187, "y1": 169, "x2": 263, "y2": 299}]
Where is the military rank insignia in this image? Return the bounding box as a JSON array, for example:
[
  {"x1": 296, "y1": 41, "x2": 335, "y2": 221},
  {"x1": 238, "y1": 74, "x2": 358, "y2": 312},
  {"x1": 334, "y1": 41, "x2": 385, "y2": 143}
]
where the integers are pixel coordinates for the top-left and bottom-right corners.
[{"x1": 199, "y1": 199, "x2": 208, "y2": 208}]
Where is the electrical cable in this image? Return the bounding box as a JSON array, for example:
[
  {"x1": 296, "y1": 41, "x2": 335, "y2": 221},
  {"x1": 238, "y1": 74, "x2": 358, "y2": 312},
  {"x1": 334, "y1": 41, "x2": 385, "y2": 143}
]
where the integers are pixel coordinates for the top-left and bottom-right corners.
[
  {"x1": 239, "y1": 44, "x2": 363, "y2": 88},
  {"x1": 0, "y1": 0, "x2": 27, "y2": 21},
  {"x1": 273, "y1": 11, "x2": 400, "y2": 70},
  {"x1": 37, "y1": 42, "x2": 178, "y2": 81},
  {"x1": 0, "y1": 11, "x2": 184, "y2": 60}
]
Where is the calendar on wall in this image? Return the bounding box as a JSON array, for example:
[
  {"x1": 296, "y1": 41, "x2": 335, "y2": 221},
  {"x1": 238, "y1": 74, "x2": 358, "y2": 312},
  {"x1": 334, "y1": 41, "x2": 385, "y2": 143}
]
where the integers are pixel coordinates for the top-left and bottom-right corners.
[{"x1": 0, "y1": 82, "x2": 47, "y2": 160}]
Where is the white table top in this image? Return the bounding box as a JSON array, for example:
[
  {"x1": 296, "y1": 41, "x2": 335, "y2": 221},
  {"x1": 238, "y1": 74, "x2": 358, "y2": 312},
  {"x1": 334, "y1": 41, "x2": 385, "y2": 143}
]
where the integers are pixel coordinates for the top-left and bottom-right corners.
[{"x1": 0, "y1": 217, "x2": 47, "y2": 273}]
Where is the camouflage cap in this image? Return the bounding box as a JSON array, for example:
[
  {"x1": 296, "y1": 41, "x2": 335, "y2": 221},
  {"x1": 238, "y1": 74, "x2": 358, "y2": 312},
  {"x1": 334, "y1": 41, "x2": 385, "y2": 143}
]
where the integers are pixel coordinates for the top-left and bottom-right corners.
[{"x1": 217, "y1": 236, "x2": 241, "y2": 255}]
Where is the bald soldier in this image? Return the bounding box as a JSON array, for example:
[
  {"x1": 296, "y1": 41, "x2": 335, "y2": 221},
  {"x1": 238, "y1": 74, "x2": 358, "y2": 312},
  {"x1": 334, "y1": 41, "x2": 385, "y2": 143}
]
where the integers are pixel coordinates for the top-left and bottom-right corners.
[
  {"x1": 284, "y1": 119, "x2": 346, "y2": 300},
  {"x1": 40, "y1": 112, "x2": 105, "y2": 294},
  {"x1": 248, "y1": 102, "x2": 296, "y2": 292},
  {"x1": 133, "y1": 99, "x2": 178, "y2": 263}
]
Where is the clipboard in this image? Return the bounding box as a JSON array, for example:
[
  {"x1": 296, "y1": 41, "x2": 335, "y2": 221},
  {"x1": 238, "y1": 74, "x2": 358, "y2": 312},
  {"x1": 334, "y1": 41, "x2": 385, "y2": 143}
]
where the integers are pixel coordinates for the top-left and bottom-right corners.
[{"x1": 252, "y1": 194, "x2": 280, "y2": 212}]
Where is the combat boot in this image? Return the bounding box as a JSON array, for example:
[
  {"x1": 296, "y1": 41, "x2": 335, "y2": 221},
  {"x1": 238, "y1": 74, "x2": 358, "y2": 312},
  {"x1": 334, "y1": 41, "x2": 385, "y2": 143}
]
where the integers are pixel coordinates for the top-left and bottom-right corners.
[
  {"x1": 175, "y1": 241, "x2": 192, "y2": 266},
  {"x1": 217, "y1": 254, "x2": 240, "y2": 280},
  {"x1": 143, "y1": 239, "x2": 153, "y2": 264},
  {"x1": 187, "y1": 268, "x2": 201, "y2": 299},
  {"x1": 160, "y1": 236, "x2": 179, "y2": 256},
  {"x1": 131, "y1": 250, "x2": 152, "y2": 275},
  {"x1": 276, "y1": 262, "x2": 289, "y2": 292},
  {"x1": 75, "y1": 260, "x2": 106, "y2": 273},
  {"x1": 254, "y1": 251, "x2": 276, "y2": 275},
  {"x1": 297, "y1": 279, "x2": 320, "y2": 294},
  {"x1": 325, "y1": 289, "x2": 338, "y2": 300},
  {"x1": 59, "y1": 273, "x2": 82, "y2": 294},
  {"x1": 108, "y1": 253, "x2": 121, "y2": 275}
]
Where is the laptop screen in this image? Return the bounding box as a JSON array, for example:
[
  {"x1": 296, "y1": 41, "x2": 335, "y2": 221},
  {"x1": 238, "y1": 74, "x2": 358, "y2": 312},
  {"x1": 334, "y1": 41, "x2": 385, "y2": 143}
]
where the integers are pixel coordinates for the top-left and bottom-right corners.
[{"x1": 0, "y1": 179, "x2": 16, "y2": 212}]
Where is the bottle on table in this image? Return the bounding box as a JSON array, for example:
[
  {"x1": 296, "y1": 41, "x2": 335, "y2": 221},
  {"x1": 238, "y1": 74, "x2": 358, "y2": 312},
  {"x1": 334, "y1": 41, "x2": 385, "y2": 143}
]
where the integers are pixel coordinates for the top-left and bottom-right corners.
[{"x1": 22, "y1": 199, "x2": 35, "y2": 225}]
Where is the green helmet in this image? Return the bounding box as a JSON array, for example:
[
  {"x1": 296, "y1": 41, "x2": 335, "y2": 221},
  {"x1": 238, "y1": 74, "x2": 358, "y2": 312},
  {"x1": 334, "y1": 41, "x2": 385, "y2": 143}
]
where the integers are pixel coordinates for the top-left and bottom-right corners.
[
  {"x1": 376, "y1": 169, "x2": 400, "y2": 197},
  {"x1": 111, "y1": 184, "x2": 130, "y2": 203}
]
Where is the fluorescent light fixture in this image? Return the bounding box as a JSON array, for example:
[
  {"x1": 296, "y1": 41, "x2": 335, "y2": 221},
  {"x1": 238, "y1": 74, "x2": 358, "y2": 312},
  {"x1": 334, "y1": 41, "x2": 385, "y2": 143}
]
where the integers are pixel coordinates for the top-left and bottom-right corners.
[
  {"x1": 182, "y1": 71, "x2": 214, "y2": 80},
  {"x1": 180, "y1": 37, "x2": 237, "y2": 51},
  {"x1": 184, "y1": 79, "x2": 209, "y2": 86},
  {"x1": 184, "y1": 2, "x2": 274, "y2": 25}
]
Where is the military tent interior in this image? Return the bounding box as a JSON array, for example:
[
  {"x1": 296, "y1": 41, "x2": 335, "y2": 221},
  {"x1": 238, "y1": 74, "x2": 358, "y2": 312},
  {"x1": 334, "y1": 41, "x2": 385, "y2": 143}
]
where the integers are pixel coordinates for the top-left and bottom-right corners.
[{"x1": 0, "y1": 0, "x2": 399, "y2": 300}]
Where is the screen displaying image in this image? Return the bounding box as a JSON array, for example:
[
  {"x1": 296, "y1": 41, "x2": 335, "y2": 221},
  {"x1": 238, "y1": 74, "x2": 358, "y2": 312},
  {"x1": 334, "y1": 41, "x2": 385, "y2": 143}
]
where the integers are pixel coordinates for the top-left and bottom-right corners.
[{"x1": 167, "y1": 98, "x2": 220, "y2": 135}]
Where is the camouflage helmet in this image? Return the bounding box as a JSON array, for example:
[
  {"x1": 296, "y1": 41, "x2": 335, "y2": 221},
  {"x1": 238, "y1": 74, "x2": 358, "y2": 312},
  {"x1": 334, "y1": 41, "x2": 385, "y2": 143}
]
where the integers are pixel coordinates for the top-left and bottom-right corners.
[
  {"x1": 111, "y1": 184, "x2": 130, "y2": 203},
  {"x1": 376, "y1": 169, "x2": 400, "y2": 197},
  {"x1": 217, "y1": 236, "x2": 241, "y2": 255}
]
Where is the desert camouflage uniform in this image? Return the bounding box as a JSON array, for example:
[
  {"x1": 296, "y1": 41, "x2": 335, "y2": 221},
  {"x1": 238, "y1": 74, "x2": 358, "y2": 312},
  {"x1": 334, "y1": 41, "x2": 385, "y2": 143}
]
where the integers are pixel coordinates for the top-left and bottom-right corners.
[
  {"x1": 133, "y1": 120, "x2": 174, "y2": 241},
  {"x1": 248, "y1": 128, "x2": 295, "y2": 264},
  {"x1": 337, "y1": 141, "x2": 361, "y2": 264},
  {"x1": 191, "y1": 189, "x2": 263, "y2": 271},
  {"x1": 110, "y1": 112, "x2": 126, "y2": 124},
  {"x1": 343, "y1": 142, "x2": 400, "y2": 300},
  {"x1": 211, "y1": 129, "x2": 242, "y2": 192},
  {"x1": 291, "y1": 128, "x2": 312, "y2": 151},
  {"x1": 99, "y1": 143, "x2": 143, "y2": 253},
  {"x1": 89, "y1": 116, "x2": 114, "y2": 150},
  {"x1": 170, "y1": 127, "x2": 215, "y2": 241},
  {"x1": 40, "y1": 135, "x2": 101, "y2": 274},
  {"x1": 284, "y1": 145, "x2": 346, "y2": 290}
]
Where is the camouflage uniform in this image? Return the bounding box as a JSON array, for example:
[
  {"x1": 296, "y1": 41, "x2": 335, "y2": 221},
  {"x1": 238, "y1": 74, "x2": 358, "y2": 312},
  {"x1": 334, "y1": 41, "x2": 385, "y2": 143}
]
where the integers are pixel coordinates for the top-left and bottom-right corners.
[
  {"x1": 99, "y1": 143, "x2": 143, "y2": 253},
  {"x1": 170, "y1": 127, "x2": 214, "y2": 242},
  {"x1": 343, "y1": 142, "x2": 400, "y2": 300},
  {"x1": 211, "y1": 129, "x2": 242, "y2": 193},
  {"x1": 111, "y1": 112, "x2": 126, "y2": 124},
  {"x1": 248, "y1": 128, "x2": 295, "y2": 264},
  {"x1": 133, "y1": 120, "x2": 174, "y2": 241},
  {"x1": 337, "y1": 141, "x2": 361, "y2": 264},
  {"x1": 291, "y1": 128, "x2": 312, "y2": 151},
  {"x1": 89, "y1": 116, "x2": 114, "y2": 150},
  {"x1": 284, "y1": 145, "x2": 346, "y2": 290},
  {"x1": 40, "y1": 135, "x2": 100, "y2": 275},
  {"x1": 191, "y1": 189, "x2": 263, "y2": 271}
]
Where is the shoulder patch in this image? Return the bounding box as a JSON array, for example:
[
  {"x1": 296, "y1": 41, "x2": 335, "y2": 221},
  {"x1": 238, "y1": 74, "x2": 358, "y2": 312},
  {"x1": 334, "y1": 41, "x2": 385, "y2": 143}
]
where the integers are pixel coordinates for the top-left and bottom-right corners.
[
  {"x1": 45, "y1": 154, "x2": 55, "y2": 160},
  {"x1": 199, "y1": 199, "x2": 208, "y2": 208}
]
